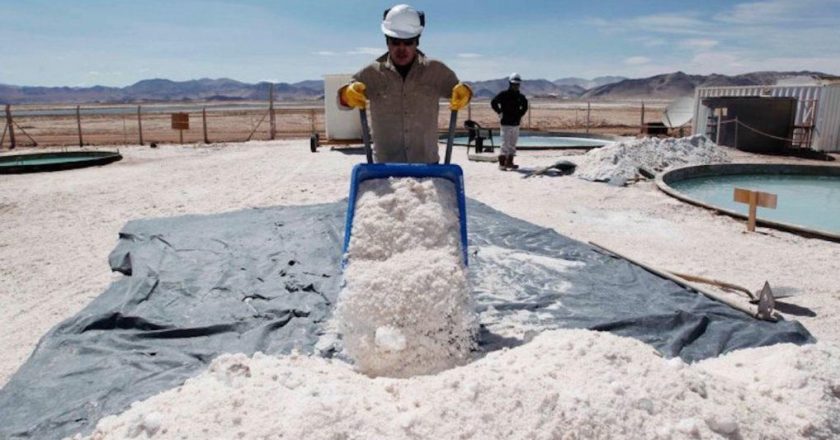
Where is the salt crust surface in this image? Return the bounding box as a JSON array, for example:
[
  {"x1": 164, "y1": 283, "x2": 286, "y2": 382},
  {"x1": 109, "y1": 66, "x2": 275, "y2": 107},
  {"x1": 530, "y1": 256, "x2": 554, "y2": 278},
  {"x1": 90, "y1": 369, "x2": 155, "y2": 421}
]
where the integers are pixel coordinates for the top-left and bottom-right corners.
[
  {"x1": 335, "y1": 177, "x2": 477, "y2": 378},
  {"x1": 74, "y1": 330, "x2": 840, "y2": 440},
  {"x1": 574, "y1": 135, "x2": 729, "y2": 182},
  {"x1": 2, "y1": 141, "x2": 836, "y2": 439}
]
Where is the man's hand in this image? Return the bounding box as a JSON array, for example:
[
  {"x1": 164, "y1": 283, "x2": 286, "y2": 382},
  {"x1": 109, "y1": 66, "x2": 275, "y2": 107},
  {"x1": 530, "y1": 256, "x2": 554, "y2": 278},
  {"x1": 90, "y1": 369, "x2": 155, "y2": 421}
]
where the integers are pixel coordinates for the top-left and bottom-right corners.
[
  {"x1": 449, "y1": 83, "x2": 472, "y2": 111},
  {"x1": 339, "y1": 82, "x2": 367, "y2": 109}
]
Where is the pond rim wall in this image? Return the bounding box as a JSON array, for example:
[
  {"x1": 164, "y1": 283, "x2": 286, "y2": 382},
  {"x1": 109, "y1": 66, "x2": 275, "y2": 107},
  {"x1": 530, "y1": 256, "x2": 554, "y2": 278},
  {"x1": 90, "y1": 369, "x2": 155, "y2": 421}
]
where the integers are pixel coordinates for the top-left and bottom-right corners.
[
  {"x1": 0, "y1": 150, "x2": 123, "y2": 174},
  {"x1": 656, "y1": 163, "x2": 840, "y2": 243},
  {"x1": 441, "y1": 130, "x2": 623, "y2": 149}
]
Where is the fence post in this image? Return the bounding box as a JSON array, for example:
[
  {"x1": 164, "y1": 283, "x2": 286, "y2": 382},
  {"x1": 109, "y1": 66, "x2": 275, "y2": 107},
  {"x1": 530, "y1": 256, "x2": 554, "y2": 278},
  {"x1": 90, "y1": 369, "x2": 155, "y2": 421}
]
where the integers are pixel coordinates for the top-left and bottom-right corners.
[
  {"x1": 76, "y1": 105, "x2": 84, "y2": 147},
  {"x1": 203, "y1": 107, "x2": 209, "y2": 144},
  {"x1": 640, "y1": 101, "x2": 645, "y2": 134},
  {"x1": 716, "y1": 109, "x2": 722, "y2": 145},
  {"x1": 734, "y1": 116, "x2": 739, "y2": 149},
  {"x1": 586, "y1": 101, "x2": 591, "y2": 134},
  {"x1": 528, "y1": 108, "x2": 532, "y2": 130},
  {"x1": 5, "y1": 105, "x2": 16, "y2": 149},
  {"x1": 310, "y1": 108, "x2": 316, "y2": 134},
  {"x1": 269, "y1": 84, "x2": 276, "y2": 140},
  {"x1": 137, "y1": 105, "x2": 144, "y2": 145}
]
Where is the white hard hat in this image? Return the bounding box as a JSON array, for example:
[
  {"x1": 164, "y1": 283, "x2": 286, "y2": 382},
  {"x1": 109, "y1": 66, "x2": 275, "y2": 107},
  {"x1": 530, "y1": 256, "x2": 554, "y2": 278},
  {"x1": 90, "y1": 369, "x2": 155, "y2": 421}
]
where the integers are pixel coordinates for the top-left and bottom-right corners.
[
  {"x1": 509, "y1": 73, "x2": 522, "y2": 84},
  {"x1": 382, "y1": 4, "x2": 425, "y2": 39}
]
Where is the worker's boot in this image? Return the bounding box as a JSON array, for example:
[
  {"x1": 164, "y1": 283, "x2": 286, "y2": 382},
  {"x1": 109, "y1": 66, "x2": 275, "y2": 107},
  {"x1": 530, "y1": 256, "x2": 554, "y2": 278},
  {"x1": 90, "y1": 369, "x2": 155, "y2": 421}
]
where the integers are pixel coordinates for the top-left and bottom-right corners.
[
  {"x1": 498, "y1": 155, "x2": 507, "y2": 170},
  {"x1": 506, "y1": 155, "x2": 519, "y2": 170}
]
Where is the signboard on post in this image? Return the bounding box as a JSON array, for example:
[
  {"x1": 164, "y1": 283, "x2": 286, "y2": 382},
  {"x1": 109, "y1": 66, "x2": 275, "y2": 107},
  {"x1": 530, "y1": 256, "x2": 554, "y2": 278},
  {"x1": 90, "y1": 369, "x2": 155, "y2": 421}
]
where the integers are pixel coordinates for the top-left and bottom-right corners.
[
  {"x1": 733, "y1": 187, "x2": 777, "y2": 232},
  {"x1": 171, "y1": 113, "x2": 189, "y2": 144},
  {"x1": 171, "y1": 113, "x2": 189, "y2": 130}
]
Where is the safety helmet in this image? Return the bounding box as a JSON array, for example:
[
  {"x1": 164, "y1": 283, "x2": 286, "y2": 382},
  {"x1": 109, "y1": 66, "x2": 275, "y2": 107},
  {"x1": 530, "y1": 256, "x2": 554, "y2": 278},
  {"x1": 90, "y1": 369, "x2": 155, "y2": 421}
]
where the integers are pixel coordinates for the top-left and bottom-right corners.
[
  {"x1": 381, "y1": 4, "x2": 425, "y2": 39},
  {"x1": 509, "y1": 73, "x2": 522, "y2": 84}
]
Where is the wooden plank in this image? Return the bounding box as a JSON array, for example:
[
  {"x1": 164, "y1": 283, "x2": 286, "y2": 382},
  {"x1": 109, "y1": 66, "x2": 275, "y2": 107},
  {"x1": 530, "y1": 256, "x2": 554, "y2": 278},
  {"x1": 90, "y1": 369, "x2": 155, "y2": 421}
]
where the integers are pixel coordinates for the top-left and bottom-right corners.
[{"x1": 733, "y1": 187, "x2": 777, "y2": 208}]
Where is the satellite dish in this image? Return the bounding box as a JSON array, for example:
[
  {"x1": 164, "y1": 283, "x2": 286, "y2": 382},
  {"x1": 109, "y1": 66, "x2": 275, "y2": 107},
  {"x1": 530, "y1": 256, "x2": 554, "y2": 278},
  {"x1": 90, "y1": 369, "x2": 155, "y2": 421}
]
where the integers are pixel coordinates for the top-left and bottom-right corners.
[{"x1": 662, "y1": 96, "x2": 695, "y2": 128}]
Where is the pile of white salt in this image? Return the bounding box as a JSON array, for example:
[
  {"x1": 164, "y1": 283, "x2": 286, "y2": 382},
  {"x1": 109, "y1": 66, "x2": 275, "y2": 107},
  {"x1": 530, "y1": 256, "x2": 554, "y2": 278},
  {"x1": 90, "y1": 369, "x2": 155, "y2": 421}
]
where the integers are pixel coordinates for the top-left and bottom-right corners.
[
  {"x1": 73, "y1": 330, "x2": 840, "y2": 440},
  {"x1": 335, "y1": 177, "x2": 477, "y2": 377},
  {"x1": 575, "y1": 135, "x2": 729, "y2": 183}
]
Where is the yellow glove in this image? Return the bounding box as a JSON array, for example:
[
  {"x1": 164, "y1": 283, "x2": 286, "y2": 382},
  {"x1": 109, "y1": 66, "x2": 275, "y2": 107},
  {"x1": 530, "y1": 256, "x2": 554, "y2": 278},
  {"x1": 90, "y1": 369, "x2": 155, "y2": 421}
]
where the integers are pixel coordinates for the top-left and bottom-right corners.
[
  {"x1": 339, "y1": 82, "x2": 367, "y2": 109},
  {"x1": 449, "y1": 82, "x2": 472, "y2": 111}
]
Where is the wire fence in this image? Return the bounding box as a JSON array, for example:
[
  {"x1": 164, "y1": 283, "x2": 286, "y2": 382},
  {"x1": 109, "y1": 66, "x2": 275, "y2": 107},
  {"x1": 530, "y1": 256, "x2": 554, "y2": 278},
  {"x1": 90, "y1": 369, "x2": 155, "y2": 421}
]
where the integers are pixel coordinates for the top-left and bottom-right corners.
[{"x1": 1, "y1": 100, "x2": 667, "y2": 149}]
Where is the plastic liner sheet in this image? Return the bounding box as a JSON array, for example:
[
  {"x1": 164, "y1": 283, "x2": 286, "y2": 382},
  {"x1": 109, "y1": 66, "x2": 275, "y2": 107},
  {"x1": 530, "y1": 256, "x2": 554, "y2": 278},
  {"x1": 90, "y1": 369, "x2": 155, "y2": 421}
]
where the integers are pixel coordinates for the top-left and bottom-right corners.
[{"x1": 0, "y1": 200, "x2": 812, "y2": 439}]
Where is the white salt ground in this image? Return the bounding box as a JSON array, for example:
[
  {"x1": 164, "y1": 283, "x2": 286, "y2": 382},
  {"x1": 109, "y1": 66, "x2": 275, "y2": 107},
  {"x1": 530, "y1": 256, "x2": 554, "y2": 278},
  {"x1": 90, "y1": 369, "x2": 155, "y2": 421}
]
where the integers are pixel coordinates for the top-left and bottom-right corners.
[
  {"x1": 335, "y1": 177, "x2": 477, "y2": 377},
  {"x1": 73, "y1": 330, "x2": 840, "y2": 440},
  {"x1": 574, "y1": 134, "x2": 729, "y2": 182},
  {"x1": 2, "y1": 140, "x2": 839, "y2": 439}
]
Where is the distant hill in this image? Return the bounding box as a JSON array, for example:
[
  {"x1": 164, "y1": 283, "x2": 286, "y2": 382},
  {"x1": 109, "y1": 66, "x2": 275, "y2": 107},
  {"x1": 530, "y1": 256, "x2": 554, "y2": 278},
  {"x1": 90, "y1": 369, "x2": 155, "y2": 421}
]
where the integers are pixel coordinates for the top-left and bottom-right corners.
[
  {"x1": 581, "y1": 71, "x2": 838, "y2": 100},
  {"x1": 0, "y1": 78, "x2": 324, "y2": 104},
  {"x1": 1, "y1": 71, "x2": 838, "y2": 104},
  {"x1": 553, "y1": 76, "x2": 626, "y2": 90}
]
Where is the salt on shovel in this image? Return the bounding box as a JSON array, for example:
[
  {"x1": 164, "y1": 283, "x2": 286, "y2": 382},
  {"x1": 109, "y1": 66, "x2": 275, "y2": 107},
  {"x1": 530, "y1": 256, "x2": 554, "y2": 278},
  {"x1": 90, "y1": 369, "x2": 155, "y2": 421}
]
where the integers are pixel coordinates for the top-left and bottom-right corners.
[{"x1": 341, "y1": 108, "x2": 469, "y2": 266}]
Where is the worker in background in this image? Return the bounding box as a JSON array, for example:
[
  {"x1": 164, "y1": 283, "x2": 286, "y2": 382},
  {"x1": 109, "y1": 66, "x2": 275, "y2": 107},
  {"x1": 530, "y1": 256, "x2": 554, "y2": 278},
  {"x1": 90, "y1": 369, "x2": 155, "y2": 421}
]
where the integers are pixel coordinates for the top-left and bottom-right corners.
[
  {"x1": 338, "y1": 4, "x2": 472, "y2": 163},
  {"x1": 491, "y1": 73, "x2": 529, "y2": 170}
]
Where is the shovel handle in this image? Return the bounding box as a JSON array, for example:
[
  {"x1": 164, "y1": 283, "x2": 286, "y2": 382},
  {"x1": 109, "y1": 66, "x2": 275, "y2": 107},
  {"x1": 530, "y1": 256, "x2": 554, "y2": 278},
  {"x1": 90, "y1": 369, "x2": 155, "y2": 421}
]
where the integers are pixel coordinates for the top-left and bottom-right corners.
[
  {"x1": 360, "y1": 109, "x2": 373, "y2": 164},
  {"x1": 444, "y1": 110, "x2": 458, "y2": 164}
]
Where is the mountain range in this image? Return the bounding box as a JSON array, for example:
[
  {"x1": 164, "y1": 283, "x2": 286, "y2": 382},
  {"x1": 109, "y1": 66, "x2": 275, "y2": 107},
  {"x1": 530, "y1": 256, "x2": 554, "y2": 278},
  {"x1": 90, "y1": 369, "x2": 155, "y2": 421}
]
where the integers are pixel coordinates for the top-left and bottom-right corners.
[{"x1": 0, "y1": 71, "x2": 836, "y2": 105}]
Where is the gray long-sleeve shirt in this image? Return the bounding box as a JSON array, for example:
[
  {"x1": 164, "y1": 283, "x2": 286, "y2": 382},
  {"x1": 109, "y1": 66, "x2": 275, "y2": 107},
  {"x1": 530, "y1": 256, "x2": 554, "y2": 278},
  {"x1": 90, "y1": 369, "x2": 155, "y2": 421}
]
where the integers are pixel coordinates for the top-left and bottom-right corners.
[{"x1": 339, "y1": 51, "x2": 459, "y2": 163}]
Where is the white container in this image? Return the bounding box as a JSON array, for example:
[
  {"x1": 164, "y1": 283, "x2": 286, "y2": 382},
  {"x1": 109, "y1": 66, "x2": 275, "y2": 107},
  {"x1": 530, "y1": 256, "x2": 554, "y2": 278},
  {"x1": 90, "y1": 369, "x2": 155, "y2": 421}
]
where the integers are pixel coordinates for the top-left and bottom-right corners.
[
  {"x1": 324, "y1": 74, "x2": 362, "y2": 140},
  {"x1": 693, "y1": 83, "x2": 840, "y2": 152}
]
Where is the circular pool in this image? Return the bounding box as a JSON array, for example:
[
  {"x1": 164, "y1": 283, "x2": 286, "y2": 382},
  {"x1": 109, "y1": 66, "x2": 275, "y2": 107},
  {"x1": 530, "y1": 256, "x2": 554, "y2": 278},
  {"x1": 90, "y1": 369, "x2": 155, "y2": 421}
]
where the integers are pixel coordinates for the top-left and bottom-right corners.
[
  {"x1": 658, "y1": 164, "x2": 840, "y2": 241},
  {"x1": 0, "y1": 151, "x2": 123, "y2": 174},
  {"x1": 444, "y1": 131, "x2": 616, "y2": 150}
]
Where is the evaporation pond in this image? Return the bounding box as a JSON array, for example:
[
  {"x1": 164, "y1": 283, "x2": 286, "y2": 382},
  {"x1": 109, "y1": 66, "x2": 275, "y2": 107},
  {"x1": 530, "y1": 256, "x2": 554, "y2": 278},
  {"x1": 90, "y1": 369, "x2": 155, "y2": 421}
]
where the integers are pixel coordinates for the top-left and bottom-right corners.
[
  {"x1": 451, "y1": 135, "x2": 608, "y2": 148},
  {"x1": 670, "y1": 173, "x2": 840, "y2": 233}
]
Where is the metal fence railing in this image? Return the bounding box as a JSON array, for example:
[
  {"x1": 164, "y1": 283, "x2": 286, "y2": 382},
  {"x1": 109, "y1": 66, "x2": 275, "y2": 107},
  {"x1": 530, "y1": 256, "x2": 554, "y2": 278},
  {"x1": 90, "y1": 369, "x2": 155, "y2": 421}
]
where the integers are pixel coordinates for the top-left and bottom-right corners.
[{"x1": 1, "y1": 100, "x2": 667, "y2": 149}]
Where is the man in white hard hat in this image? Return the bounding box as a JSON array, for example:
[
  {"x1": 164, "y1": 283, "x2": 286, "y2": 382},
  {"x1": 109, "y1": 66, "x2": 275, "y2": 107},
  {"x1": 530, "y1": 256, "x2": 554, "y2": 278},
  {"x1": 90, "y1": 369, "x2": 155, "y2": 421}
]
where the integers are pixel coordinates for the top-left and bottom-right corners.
[
  {"x1": 337, "y1": 4, "x2": 472, "y2": 163},
  {"x1": 491, "y1": 73, "x2": 529, "y2": 170}
]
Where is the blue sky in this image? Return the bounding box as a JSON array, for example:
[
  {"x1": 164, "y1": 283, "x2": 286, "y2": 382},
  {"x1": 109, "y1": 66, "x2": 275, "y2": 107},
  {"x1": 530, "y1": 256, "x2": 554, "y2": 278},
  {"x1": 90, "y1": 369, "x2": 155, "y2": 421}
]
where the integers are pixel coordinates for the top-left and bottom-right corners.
[{"x1": 1, "y1": 0, "x2": 839, "y2": 87}]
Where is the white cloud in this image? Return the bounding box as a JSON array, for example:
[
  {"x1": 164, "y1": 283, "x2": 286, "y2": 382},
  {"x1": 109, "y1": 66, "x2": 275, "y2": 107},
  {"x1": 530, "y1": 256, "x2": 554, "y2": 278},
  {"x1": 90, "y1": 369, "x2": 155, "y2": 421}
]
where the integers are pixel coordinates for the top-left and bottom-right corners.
[
  {"x1": 589, "y1": 12, "x2": 709, "y2": 36},
  {"x1": 624, "y1": 56, "x2": 651, "y2": 65},
  {"x1": 679, "y1": 38, "x2": 719, "y2": 50},
  {"x1": 457, "y1": 53, "x2": 482, "y2": 59},
  {"x1": 346, "y1": 47, "x2": 383, "y2": 56},
  {"x1": 715, "y1": 0, "x2": 831, "y2": 24},
  {"x1": 314, "y1": 51, "x2": 337, "y2": 56}
]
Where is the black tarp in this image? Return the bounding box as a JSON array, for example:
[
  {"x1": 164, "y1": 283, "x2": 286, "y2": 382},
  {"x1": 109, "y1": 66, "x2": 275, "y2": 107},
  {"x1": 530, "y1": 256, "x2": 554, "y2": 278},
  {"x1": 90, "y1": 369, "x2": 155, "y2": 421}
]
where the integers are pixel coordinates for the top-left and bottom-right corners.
[{"x1": 0, "y1": 199, "x2": 813, "y2": 439}]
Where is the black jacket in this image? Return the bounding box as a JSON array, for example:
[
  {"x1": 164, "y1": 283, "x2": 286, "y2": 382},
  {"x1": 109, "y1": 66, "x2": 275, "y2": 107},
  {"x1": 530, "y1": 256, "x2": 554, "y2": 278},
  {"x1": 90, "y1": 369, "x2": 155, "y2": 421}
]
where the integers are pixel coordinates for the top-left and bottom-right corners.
[{"x1": 491, "y1": 88, "x2": 529, "y2": 126}]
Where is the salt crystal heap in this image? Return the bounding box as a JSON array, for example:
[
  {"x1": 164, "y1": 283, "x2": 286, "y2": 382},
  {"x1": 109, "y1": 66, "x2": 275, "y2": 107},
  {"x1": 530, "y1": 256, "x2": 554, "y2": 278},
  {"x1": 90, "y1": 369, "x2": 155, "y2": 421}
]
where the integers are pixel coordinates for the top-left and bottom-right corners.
[
  {"x1": 335, "y1": 177, "x2": 477, "y2": 377},
  {"x1": 575, "y1": 134, "x2": 729, "y2": 183}
]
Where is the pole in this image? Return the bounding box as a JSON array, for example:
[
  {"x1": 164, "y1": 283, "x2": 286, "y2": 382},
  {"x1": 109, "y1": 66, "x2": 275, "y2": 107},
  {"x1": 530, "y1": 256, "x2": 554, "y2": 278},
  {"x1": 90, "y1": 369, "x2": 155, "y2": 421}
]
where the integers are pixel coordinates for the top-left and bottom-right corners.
[
  {"x1": 747, "y1": 191, "x2": 758, "y2": 232},
  {"x1": 640, "y1": 101, "x2": 645, "y2": 134},
  {"x1": 269, "y1": 83, "x2": 276, "y2": 140},
  {"x1": 310, "y1": 108, "x2": 316, "y2": 134},
  {"x1": 179, "y1": 129, "x2": 184, "y2": 145},
  {"x1": 586, "y1": 102, "x2": 591, "y2": 134},
  {"x1": 467, "y1": 102, "x2": 472, "y2": 121},
  {"x1": 203, "y1": 107, "x2": 209, "y2": 144},
  {"x1": 360, "y1": 109, "x2": 373, "y2": 164},
  {"x1": 444, "y1": 110, "x2": 457, "y2": 164},
  {"x1": 5, "y1": 105, "x2": 16, "y2": 149},
  {"x1": 589, "y1": 241, "x2": 771, "y2": 320},
  {"x1": 76, "y1": 105, "x2": 84, "y2": 147},
  {"x1": 716, "y1": 109, "x2": 722, "y2": 145},
  {"x1": 137, "y1": 105, "x2": 144, "y2": 145},
  {"x1": 734, "y1": 116, "x2": 739, "y2": 149},
  {"x1": 528, "y1": 108, "x2": 532, "y2": 130}
]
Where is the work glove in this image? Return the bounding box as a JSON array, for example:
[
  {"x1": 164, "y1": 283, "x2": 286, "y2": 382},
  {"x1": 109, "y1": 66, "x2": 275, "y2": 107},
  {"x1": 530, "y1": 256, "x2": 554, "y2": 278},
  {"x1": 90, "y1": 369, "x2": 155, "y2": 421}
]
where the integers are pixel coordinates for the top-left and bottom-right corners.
[
  {"x1": 339, "y1": 82, "x2": 367, "y2": 109},
  {"x1": 449, "y1": 82, "x2": 472, "y2": 111}
]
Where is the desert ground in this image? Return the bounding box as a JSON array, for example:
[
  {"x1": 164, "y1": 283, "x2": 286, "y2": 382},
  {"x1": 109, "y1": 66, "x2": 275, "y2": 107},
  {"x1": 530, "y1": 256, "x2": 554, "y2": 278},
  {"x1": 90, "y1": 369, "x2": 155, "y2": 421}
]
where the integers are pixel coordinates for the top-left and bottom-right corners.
[{"x1": 2, "y1": 105, "x2": 839, "y2": 438}]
